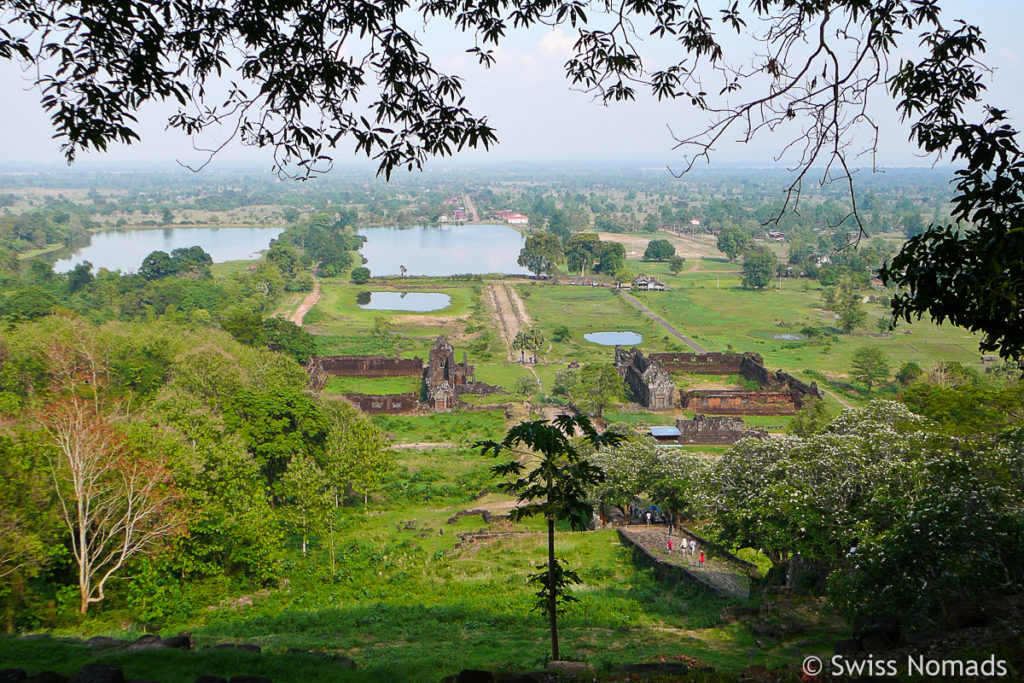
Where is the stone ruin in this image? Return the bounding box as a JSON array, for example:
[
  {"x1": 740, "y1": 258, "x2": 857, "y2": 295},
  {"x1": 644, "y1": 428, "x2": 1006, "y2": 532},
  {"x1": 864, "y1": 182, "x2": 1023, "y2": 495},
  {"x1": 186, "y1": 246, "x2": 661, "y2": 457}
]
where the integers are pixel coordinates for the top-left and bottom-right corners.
[
  {"x1": 675, "y1": 414, "x2": 767, "y2": 444},
  {"x1": 679, "y1": 389, "x2": 809, "y2": 415},
  {"x1": 648, "y1": 351, "x2": 763, "y2": 374},
  {"x1": 611, "y1": 347, "x2": 822, "y2": 415},
  {"x1": 424, "y1": 336, "x2": 504, "y2": 411},
  {"x1": 614, "y1": 346, "x2": 675, "y2": 410},
  {"x1": 307, "y1": 336, "x2": 503, "y2": 414},
  {"x1": 306, "y1": 354, "x2": 424, "y2": 391}
]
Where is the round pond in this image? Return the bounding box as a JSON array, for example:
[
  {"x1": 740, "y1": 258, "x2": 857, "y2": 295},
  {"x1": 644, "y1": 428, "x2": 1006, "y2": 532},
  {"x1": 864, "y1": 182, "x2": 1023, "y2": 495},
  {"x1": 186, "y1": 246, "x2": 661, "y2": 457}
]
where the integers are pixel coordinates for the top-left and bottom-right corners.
[
  {"x1": 583, "y1": 331, "x2": 643, "y2": 346},
  {"x1": 356, "y1": 291, "x2": 451, "y2": 312}
]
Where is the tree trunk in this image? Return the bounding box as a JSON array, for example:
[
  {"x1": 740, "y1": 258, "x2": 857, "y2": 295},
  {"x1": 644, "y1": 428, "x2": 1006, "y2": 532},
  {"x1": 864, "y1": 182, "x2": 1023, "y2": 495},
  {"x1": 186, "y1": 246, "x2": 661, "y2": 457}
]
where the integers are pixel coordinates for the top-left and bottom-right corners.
[{"x1": 548, "y1": 515, "x2": 558, "y2": 661}]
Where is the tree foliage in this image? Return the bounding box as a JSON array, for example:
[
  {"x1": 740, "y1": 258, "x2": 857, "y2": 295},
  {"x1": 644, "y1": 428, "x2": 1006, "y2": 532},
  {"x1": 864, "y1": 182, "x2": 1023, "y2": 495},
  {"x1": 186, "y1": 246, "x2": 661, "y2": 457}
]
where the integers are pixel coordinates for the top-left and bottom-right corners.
[
  {"x1": 517, "y1": 232, "x2": 563, "y2": 277},
  {"x1": 642, "y1": 239, "x2": 675, "y2": 261},
  {"x1": 477, "y1": 414, "x2": 623, "y2": 660},
  {"x1": 740, "y1": 247, "x2": 777, "y2": 290}
]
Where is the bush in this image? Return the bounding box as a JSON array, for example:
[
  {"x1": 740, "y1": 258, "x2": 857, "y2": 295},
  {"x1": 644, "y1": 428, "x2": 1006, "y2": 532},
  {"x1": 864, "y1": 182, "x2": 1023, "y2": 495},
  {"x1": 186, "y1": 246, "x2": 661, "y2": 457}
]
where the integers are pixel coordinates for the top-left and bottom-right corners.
[
  {"x1": 551, "y1": 324, "x2": 571, "y2": 342},
  {"x1": 350, "y1": 266, "x2": 371, "y2": 284}
]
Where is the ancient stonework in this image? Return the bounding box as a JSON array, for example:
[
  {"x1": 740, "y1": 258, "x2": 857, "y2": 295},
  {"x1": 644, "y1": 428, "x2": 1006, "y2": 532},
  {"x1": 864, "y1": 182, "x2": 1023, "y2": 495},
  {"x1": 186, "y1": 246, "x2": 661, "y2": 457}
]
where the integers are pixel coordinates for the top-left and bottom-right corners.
[
  {"x1": 738, "y1": 356, "x2": 822, "y2": 402},
  {"x1": 423, "y1": 336, "x2": 503, "y2": 412},
  {"x1": 307, "y1": 337, "x2": 500, "y2": 413},
  {"x1": 648, "y1": 351, "x2": 762, "y2": 374},
  {"x1": 675, "y1": 414, "x2": 767, "y2": 444},
  {"x1": 679, "y1": 389, "x2": 805, "y2": 415},
  {"x1": 305, "y1": 354, "x2": 423, "y2": 391},
  {"x1": 340, "y1": 392, "x2": 421, "y2": 415},
  {"x1": 614, "y1": 346, "x2": 676, "y2": 410}
]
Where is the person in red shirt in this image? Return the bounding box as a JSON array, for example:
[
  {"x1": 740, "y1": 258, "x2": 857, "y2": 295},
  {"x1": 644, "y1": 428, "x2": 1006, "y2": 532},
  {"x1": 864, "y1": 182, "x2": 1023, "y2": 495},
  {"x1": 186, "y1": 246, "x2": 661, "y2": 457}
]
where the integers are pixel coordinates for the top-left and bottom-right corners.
[
  {"x1": 667, "y1": 539, "x2": 673, "y2": 554},
  {"x1": 699, "y1": 551, "x2": 705, "y2": 568}
]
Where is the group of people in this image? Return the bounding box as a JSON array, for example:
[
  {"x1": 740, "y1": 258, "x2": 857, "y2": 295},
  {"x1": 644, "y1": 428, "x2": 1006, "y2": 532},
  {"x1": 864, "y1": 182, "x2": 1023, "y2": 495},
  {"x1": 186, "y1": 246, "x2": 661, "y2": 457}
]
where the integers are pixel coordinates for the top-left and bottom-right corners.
[{"x1": 666, "y1": 534, "x2": 705, "y2": 568}]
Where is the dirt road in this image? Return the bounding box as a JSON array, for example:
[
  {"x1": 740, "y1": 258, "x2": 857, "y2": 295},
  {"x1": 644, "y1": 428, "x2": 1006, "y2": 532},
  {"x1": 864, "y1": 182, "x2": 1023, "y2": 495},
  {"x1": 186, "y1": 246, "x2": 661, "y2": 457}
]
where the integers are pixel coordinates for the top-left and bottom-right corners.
[
  {"x1": 620, "y1": 292, "x2": 707, "y2": 353},
  {"x1": 462, "y1": 193, "x2": 478, "y2": 221},
  {"x1": 289, "y1": 275, "x2": 321, "y2": 326},
  {"x1": 489, "y1": 281, "x2": 533, "y2": 360}
]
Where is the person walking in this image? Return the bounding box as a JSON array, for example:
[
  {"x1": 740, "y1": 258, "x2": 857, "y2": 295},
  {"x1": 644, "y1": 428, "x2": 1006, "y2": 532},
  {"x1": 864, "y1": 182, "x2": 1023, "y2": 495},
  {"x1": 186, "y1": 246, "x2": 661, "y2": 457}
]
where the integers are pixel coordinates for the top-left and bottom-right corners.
[
  {"x1": 645, "y1": 511, "x2": 651, "y2": 525},
  {"x1": 667, "y1": 539, "x2": 673, "y2": 554},
  {"x1": 689, "y1": 539, "x2": 696, "y2": 556},
  {"x1": 698, "y1": 551, "x2": 705, "y2": 569}
]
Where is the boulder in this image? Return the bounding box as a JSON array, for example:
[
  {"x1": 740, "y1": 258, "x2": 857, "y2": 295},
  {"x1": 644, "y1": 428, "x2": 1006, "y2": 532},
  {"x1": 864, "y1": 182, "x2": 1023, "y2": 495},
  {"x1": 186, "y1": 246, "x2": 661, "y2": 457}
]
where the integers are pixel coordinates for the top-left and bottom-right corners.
[
  {"x1": 860, "y1": 634, "x2": 888, "y2": 653},
  {"x1": 545, "y1": 661, "x2": 592, "y2": 676},
  {"x1": 205, "y1": 644, "x2": 261, "y2": 654},
  {"x1": 442, "y1": 671, "x2": 494, "y2": 683},
  {"x1": 23, "y1": 673, "x2": 68, "y2": 683},
  {"x1": 85, "y1": 637, "x2": 128, "y2": 650},
  {"x1": 0, "y1": 670, "x2": 26, "y2": 683},
  {"x1": 853, "y1": 615, "x2": 901, "y2": 647},
  {"x1": 615, "y1": 663, "x2": 691, "y2": 675},
  {"x1": 159, "y1": 635, "x2": 192, "y2": 650},
  {"x1": 941, "y1": 598, "x2": 991, "y2": 630},
  {"x1": 69, "y1": 664, "x2": 125, "y2": 683}
]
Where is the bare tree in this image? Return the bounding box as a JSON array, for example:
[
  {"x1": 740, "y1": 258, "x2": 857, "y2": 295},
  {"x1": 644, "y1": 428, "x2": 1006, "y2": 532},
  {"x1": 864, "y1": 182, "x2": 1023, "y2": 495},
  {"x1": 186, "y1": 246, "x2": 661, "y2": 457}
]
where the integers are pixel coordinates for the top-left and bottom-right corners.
[{"x1": 42, "y1": 396, "x2": 183, "y2": 614}]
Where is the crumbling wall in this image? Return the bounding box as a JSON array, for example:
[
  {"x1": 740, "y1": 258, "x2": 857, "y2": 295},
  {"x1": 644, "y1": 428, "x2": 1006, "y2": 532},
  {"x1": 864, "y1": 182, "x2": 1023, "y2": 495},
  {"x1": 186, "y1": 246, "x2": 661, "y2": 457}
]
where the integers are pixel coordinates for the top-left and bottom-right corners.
[
  {"x1": 739, "y1": 356, "x2": 822, "y2": 402},
  {"x1": 649, "y1": 351, "x2": 762, "y2": 374},
  {"x1": 680, "y1": 390, "x2": 800, "y2": 415},
  {"x1": 675, "y1": 414, "x2": 768, "y2": 444},
  {"x1": 614, "y1": 346, "x2": 675, "y2": 410},
  {"x1": 340, "y1": 393, "x2": 421, "y2": 414},
  {"x1": 307, "y1": 355, "x2": 423, "y2": 378}
]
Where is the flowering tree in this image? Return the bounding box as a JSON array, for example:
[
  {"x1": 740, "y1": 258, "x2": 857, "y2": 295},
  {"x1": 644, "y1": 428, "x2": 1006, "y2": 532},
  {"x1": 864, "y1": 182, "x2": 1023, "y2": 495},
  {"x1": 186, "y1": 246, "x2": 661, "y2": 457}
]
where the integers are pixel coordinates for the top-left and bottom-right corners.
[{"x1": 698, "y1": 401, "x2": 1024, "y2": 618}]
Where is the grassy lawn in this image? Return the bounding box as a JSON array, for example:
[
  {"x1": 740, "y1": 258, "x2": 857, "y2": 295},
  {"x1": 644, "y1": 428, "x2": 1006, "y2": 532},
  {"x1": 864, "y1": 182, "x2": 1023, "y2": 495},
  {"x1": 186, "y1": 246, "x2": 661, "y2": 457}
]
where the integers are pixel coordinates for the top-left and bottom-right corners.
[
  {"x1": 514, "y1": 284, "x2": 680, "y2": 365},
  {"x1": 629, "y1": 276, "x2": 983, "y2": 394},
  {"x1": 371, "y1": 409, "x2": 509, "y2": 444},
  {"x1": 308, "y1": 279, "x2": 480, "y2": 357}
]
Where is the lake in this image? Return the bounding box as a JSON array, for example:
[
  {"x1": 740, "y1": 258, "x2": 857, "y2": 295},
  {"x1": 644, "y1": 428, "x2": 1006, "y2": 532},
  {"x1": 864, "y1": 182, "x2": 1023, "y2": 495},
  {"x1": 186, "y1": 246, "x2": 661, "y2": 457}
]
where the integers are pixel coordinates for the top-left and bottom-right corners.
[
  {"x1": 357, "y1": 224, "x2": 528, "y2": 276},
  {"x1": 357, "y1": 291, "x2": 452, "y2": 312},
  {"x1": 53, "y1": 226, "x2": 285, "y2": 273},
  {"x1": 584, "y1": 331, "x2": 644, "y2": 346}
]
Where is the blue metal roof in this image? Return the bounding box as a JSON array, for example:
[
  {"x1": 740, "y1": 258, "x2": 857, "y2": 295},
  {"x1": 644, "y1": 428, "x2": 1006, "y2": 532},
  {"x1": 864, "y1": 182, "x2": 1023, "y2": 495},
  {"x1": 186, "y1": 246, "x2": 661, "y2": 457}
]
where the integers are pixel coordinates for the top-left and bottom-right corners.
[{"x1": 648, "y1": 426, "x2": 680, "y2": 437}]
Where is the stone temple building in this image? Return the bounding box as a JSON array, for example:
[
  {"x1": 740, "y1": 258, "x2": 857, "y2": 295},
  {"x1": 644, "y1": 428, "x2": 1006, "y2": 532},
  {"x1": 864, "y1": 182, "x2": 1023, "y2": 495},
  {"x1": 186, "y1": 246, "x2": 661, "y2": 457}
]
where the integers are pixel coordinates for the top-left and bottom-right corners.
[{"x1": 613, "y1": 346, "x2": 676, "y2": 410}]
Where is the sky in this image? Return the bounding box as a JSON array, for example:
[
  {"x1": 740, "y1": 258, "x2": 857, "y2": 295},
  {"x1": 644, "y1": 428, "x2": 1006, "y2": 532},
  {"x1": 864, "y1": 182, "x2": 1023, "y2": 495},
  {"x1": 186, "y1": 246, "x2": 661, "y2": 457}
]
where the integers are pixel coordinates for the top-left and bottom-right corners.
[{"x1": 0, "y1": 0, "x2": 1021, "y2": 172}]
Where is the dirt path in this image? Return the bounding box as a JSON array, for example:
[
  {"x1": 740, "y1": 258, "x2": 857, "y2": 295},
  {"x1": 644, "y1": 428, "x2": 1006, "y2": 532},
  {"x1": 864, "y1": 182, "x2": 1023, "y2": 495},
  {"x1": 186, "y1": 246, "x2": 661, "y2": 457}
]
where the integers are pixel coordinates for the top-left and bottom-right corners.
[
  {"x1": 621, "y1": 525, "x2": 751, "y2": 600},
  {"x1": 462, "y1": 193, "x2": 478, "y2": 222},
  {"x1": 391, "y1": 442, "x2": 459, "y2": 450},
  {"x1": 686, "y1": 256, "x2": 701, "y2": 273},
  {"x1": 620, "y1": 292, "x2": 707, "y2": 353},
  {"x1": 289, "y1": 272, "x2": 321, "y2": 326},
  {"x1": 821, "y1": 388, "x2": 854, "y2": 409}
]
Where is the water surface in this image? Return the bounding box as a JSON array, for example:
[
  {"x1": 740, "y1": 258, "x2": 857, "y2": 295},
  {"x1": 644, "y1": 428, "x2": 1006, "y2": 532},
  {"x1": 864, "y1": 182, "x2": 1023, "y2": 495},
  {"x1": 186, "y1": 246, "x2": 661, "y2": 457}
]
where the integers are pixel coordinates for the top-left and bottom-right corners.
[
  {"x1": 357, "y1": 291, "x2": 452, "y2": 312},
  {"x1": 357, "y1": 224, "x2": 528, "y2": 276},
  {"x1": 53, "y1": 226, "x2": 284, "y2": 273},
  {"x1": 584, "y1": 331, "x2": 644, "y2": 346}
]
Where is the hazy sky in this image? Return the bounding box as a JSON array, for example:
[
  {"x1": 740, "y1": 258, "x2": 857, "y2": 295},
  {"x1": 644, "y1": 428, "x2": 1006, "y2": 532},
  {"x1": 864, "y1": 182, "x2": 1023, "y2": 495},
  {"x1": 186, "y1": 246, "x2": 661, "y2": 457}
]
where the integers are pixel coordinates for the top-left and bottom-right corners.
[{"x1": 1, "y1": 0, "x2": 1021, "y2": 172}]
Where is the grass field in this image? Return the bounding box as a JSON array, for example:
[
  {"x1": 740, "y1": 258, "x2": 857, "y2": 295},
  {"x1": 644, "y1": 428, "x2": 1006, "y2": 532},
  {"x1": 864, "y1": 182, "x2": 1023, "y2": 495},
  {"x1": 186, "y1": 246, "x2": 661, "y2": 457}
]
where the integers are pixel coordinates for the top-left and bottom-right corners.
[{"x1": 307, "y1": 279, "x2": 479, "y2": 357}]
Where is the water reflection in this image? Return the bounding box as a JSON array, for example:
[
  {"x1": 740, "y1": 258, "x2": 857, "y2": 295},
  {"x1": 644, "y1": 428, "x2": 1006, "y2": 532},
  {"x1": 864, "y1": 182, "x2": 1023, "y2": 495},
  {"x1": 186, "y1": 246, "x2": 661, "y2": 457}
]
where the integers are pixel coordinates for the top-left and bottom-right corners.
[
  {"x1": 583, "y1": 331, "x2": 644, "y2": 346},
  {"x1": 357, "y1": 224, "x2": 528, "y2": 276},
  {"x1": 53, "y1": 226, "x2": 284, "y2": 273},
  {"x1": 357, "y1": 292, "x2": 452, "y2": 312}
]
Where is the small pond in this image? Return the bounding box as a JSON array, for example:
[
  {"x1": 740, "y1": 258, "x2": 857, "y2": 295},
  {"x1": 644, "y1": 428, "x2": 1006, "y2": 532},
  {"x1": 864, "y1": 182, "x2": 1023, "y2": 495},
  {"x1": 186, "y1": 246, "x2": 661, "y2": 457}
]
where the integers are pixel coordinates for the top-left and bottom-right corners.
[
  {"x1": 584, "y1": 331, "x2": 644, "y2": 346},
  {"x1": 356, "y1": 291, "x2": 452, "y2": 312}
]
